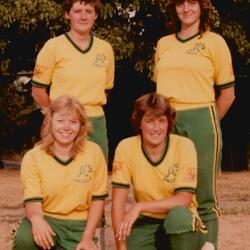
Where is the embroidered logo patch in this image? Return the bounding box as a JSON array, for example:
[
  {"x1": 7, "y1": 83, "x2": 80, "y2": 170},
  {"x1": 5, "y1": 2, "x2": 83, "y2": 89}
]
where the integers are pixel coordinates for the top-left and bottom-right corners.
[
  {"x1": 33, "y1": 65, "x2": 47, "y2": 78},
  {"x1": 112, "y1": 161, "x2": 124, "y2": 174},
  {"x1": 183, "y1": 167, "x2": 196, "y2": 182},
  {"x1": 187, "y1": 42, "x2": 205, "y2": 55},
  {"x1": 93, "y1": 53, "x2": 107, "y2": 67},
  {"x1": 164, "y1": 164, "x2": 178, "y2": 183},
  {"x1": 74, "y1": 164, "x2": 93, "y2": 184}
]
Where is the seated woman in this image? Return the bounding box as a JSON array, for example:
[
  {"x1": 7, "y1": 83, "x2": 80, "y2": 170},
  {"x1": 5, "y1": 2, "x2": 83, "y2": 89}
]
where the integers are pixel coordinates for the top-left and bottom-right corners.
[
  {"x1": 13, "y1": 95, "x2": 108, "y2": 250},
  {"x1": 111, "y1": 92, "x2": 208, "y2": 250}
]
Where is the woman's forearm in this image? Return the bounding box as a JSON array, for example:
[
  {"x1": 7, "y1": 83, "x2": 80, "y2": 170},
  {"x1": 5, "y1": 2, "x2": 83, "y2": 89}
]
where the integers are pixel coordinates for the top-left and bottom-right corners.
[
  {"x1": 24, "y1": 202, "x2": 44, "y2": 222},
  {"x1": 82, "y1": 199, "x2": 105, "y2": 240},
  {"x1": 136, "y1": 192, "x2": 193, "y2": 214}
]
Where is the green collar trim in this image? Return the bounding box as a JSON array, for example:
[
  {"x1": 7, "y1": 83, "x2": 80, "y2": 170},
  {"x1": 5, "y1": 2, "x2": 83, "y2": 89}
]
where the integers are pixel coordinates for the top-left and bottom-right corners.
[
  {"x1": 141, "y1": 136, "x2": 169, "y2": 166},
  {"x1": 65, "y1": 33, "x2": 93, "y2": 53},
  {"x1": 175, "y1": 32, "x2": 200, "y2": 43},
  {"x1": 53, "y1": 155, "x2": 73, "y2": 166}
]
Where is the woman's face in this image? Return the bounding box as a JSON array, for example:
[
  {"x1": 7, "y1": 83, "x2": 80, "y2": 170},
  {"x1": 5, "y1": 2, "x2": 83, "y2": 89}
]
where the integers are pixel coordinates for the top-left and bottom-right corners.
[
  {"x1": 65, "y1": 1, "x2": 97, "y2": 35},
  {"x1": 175, "y1": 0, "x2": 201, "y2": 29},
  {"x1": 52, "y1": 109, "x2": 81, "y2": 148},
  {"x1": 140, "y1": 113, "x2": 168, "y2": 148}
]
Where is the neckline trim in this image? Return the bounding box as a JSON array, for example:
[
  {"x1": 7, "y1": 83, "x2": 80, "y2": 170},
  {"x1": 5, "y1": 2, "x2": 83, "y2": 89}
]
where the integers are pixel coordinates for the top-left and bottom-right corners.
[
  {"x1": 53, "y1": 155, "x2": 73, "y2": 166},
  {"x1": 65, "y1": 33, "x2": 93, "y2": 53},
  {"x1": 141, "y1": 136, "x2": 169, "y2": 166},
  {"x1": 175, "y1": 32, "x2": 200, "y2": 43}
]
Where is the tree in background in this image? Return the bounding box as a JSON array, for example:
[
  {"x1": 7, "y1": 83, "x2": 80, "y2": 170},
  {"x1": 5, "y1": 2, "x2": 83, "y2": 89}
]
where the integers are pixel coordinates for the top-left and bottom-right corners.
[
  {"x1": 0, "y1": 0, "x2": 249, "y2": 74},
  {"x1": 0, "y1": 0, "x2": 249, "y2": 158}
]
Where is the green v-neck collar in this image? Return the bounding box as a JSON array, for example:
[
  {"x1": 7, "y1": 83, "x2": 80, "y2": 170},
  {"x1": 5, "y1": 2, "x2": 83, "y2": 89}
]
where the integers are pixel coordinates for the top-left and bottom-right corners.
[
  {"x1": 141, "y1": 136, "x2": 169, "y2": 166},
  {"x1": 65, "y1": 33, "x2": 93, "y2": 53},
  {"x1": 175, "y1": 32, "x2": 200, "y2": 43},
  {"x1": 53, "y1": 155, "x2": 73, "y2": 166}
]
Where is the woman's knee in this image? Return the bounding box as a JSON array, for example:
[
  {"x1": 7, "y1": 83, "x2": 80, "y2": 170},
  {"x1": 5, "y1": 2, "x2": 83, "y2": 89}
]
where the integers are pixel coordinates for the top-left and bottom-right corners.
[
  {"x1": 13, "y1": 218, "x2": 38, "y2": 250},
  {"x1": 164, "y1": 206, "x2": 194, "y2": 234}
]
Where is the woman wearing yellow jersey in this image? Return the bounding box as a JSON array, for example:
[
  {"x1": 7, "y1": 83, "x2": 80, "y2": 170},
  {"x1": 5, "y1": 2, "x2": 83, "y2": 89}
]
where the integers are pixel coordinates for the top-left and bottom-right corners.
[
  {"x1": 154, "y1": 0, "x2": 235, "y2": 248},
  {"x1": 112, "y1": 93, "x2": 208, "y2": 250},
  {"x1": 31, "y1": 0, "x2": 115, "y2": 161},
  {"x1": 14, "y1": 95, "x2": 108, "y2": 250}
]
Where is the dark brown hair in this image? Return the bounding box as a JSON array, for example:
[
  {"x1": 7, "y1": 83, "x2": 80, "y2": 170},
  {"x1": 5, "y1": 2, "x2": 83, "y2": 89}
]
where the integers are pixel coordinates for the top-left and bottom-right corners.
[
  {"x1": 131, "y1": 92, "x2": 176, "y2": 134},
  {"x1": 165, "y1": 0, "x2": 212, "y2": 34},
  {"x1": 63, "y1": 0, "x2": 102, "y2": 14}
]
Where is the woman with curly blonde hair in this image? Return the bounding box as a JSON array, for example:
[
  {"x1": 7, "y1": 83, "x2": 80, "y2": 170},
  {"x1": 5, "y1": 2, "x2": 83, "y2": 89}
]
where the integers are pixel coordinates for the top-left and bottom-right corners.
[{"x1": 14, "y1": 95, "x2": 108, "y2": 250}]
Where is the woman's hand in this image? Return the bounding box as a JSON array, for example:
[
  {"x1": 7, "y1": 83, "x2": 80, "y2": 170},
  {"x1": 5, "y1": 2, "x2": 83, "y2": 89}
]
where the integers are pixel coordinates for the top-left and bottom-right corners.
[
  {"x1": 116, "y1": 204, "x2": 141, "y2": 241},
  {"x1": 76, "y1": 237, "x2": 98, "y2": 250},
  {"x1": 30, "y1": 215, "x2": 55, "y2": 250}
]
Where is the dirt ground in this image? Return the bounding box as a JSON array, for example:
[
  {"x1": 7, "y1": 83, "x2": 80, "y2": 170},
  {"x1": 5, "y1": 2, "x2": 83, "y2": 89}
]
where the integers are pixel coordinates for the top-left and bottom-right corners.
[{"x1": 0, "y1": 168, "x2": 250, "y2": 250}]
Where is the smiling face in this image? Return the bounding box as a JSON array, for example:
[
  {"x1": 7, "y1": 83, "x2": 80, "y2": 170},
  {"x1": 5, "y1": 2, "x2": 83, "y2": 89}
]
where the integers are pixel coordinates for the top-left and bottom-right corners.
[
  {"x1": 52, "y1": 109, "x2": 81, "y2": 149},
  {"x1": 175, "y1": 0, "x2": 201, "y2": 30},
  {"x1": 65, "y1": 1, "x2": 97, "y2": 36},
  {"x1": 140, "y1": 113, "x2": 168, "y2": 149}
]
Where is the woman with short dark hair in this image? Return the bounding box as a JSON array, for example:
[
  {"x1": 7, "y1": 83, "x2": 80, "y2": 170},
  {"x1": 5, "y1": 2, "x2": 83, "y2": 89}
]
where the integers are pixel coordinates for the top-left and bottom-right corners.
[{"x1": 112, "y1": 93, "x2": 207, "y2": 250}]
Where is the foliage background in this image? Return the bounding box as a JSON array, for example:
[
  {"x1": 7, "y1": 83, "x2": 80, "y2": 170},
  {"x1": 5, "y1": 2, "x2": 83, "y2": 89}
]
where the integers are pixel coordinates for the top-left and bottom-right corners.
[{"x1": 0, "y1": 0, "x2": 249, "y2": 165}]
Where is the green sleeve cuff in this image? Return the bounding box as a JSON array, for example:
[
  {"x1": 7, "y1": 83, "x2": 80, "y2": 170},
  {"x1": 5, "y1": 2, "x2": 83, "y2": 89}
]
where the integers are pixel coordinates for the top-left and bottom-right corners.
[
  {"x1": 175, "y1": 187, "x2": 196, "y2": 193},
  {"x1": 31, "y1": 80, "x2": 49, "y2": 88},
  {"x1": 92, "y1": 193, "x2": 108, "y2": 200},
  {"x1": 23, "y1": 197, "x2": 43, "y2": 205},
  {"x1": 112, "y1": 181, "x2": 130, "y2": 189}
]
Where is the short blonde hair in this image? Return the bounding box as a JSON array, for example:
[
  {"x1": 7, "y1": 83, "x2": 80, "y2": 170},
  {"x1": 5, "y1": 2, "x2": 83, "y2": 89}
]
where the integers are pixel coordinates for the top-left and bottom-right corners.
[{"x1": 38, "y1": 95, "x2": 92, "y2": 158}]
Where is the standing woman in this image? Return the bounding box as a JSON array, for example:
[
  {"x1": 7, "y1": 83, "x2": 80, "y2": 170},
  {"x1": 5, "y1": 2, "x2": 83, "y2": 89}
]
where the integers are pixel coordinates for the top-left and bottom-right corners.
[
  {"x1": 13, "y1": 95, "x2": 108, "y2": 250},
  {"x1": 112, "y1": 93, "x2": 208, "y2": 250},
  {"x1": 154, "y1": 0, "x2": 235, "y2": 248},
  {"x1": 31, "y1": 0, "x2": 115, "y2": 161}
]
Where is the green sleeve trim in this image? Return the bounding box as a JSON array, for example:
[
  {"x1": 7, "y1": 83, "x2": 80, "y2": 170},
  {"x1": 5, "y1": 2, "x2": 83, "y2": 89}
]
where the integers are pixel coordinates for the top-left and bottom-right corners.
[
  {"x1": 112, "y1": 181, "x2": 130, "y2": 189},
  {"x1": 217, "y1": 81, "x2": 235, "y2": 89},
  {"x1": 175, "y1": 187, "x2": 196, "y2": 193},
  {"x1": 92, "y1": 193, "x2": 108, "y2": 200},
  {"x1": 23, "y1": 197, "x2": 43, "y2": 205},
  {"x1": 31, "y1": 80, "x2": 49, "y2": 88}
]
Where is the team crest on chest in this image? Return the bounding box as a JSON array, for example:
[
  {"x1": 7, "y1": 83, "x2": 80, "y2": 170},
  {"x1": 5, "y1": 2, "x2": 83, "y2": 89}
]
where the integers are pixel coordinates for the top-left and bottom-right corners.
[
  {"x1": 93, "y1": 53, "x2": 107, "y2": 67},
  {"x1": 74, "y1": 164, "x2": 93, "y2": 184},
  {"x1": 163, "y1": 164, "x2": 178, "y2": 183},
  {"x1": 187, "y1": 42, "x2": 206, "y2": 55}
]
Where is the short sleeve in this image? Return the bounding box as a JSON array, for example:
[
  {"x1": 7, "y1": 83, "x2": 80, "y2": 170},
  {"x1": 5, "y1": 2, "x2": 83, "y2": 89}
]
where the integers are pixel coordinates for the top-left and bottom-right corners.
[
  {"x1": 111, "y1": 141, "x2": 132, "y2": 188},
  {"x1": 92, "y1": 145, "x2": 108, "y2": 200},
  {"x1": 21, "y1": 150, "x2": 43, "y2": 204},
  {"x1": 31, "y1": 39, "x2": 56, "y2": 87},
  {"x1": 213, "y1": 35, "x2": 235, "y2": 88},
  {"x1": 105, "y1": 43, "x2": 115, "y2": 90},
  {"x1": 174, "y1": 138, "x2": 197, "y2": 193}
]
